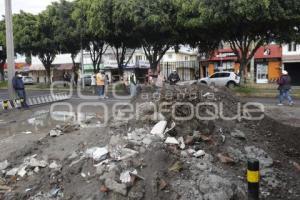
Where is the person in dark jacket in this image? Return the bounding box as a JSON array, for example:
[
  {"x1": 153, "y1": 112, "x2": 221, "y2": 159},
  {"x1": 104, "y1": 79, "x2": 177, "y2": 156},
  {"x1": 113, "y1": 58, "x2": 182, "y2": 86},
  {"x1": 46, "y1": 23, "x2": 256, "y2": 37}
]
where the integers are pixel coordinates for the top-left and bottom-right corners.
[
  {"x1": 12, "y1": 72, "x2": 29, "y2": 108},
  {"x1": 168, "y1": 70, "x2": 180, "y2": 85},
  {"x1": 277, "y1": 70, "x2": 293, "y2": 106}
]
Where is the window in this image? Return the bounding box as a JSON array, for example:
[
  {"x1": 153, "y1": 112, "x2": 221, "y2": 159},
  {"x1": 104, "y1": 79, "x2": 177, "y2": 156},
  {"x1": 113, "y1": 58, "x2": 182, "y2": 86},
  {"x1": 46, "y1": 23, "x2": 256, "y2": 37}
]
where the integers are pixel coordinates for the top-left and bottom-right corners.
[
  {"x1": 136, "y1": 55, "x2": 143, "y2": 61},
  {"x1": 185, "y1": 56, "x2": 189, "y2": 61},
  {"x1": 168, "y1": 54, "x2": 173, "y2": 59},
  {"x1": 210, "y1": 73, "x2": 220, "y2": 78},
  {"x1": 288, "y1": 42, "x2": 297, "y2": 52},
  {"x1": 219, "y1": 73, "x2": 230, "y2": 78}
]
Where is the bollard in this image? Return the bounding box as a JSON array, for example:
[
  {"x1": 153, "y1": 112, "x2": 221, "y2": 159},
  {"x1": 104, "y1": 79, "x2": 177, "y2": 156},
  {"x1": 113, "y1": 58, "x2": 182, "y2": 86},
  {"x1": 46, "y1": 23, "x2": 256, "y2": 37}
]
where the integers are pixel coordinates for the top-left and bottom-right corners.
[
  {"x1": 3, "y1": 100, "x2": 9, "y2": 110},
  {"x1": 247, "y1": 159, "x2": 260, "y2": 200}
]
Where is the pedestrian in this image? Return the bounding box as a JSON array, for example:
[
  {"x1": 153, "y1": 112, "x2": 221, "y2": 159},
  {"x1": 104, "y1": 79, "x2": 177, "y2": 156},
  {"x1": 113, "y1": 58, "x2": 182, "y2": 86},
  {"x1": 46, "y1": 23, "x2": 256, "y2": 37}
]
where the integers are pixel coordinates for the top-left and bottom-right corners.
[
  {"x1": 91, "y1": 72, "x2": 97, "y2": 94},
  {"x1": 96, "y1": 70, "x2": 105, "y2": 98},
  {"x1": 168, "y1": 69, "x2": 180, "y2": 85},
  {"x1": 129, "y1": 71, "x2": 137, "y2": 97},
  {"x1": 277, "y1": 70, "x2": 294, "y2": 106},
  {"x1": 63, "y1": 71, "x2": 68, "y2": 87},
  {"x1": 104, "y1": 74, "x2": 110, "y2": 99},
  {"x1": 12, "y1": 72, "x2": 29, "y2": 108}
]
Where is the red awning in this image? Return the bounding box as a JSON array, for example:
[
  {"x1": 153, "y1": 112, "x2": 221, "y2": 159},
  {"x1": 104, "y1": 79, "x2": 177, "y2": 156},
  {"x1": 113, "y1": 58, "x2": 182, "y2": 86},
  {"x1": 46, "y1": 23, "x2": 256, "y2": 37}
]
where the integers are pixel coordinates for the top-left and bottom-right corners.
[{"x1": 254, "y1": 44, "x2": 282, "y2": 59}]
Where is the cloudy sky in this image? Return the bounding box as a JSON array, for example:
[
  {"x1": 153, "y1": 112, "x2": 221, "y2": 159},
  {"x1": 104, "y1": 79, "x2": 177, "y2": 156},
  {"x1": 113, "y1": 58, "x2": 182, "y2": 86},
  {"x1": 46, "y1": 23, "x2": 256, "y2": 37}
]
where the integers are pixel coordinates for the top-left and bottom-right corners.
[{"x1": 0, "y1": 0, "x2": 58, "y2": 18}]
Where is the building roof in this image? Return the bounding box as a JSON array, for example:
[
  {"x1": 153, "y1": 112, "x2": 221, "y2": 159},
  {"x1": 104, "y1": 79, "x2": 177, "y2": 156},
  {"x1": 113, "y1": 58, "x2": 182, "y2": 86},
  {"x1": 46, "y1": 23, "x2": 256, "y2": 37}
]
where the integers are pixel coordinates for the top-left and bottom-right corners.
[
  {"x1": 254, "y1": 44, "x2": 282, "y2": 59},
  {"x1": 208, "y1": 45, "x2": 282, "y2": 62}
]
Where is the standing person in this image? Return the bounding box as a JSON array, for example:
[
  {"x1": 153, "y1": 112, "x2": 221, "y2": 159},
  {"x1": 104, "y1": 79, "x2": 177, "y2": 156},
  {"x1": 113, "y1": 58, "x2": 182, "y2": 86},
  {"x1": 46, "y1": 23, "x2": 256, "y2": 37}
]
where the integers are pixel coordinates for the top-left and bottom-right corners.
[
  {"x1": 104, "y1": 74, "x2": 110, "y2": 99},
  {"x1": 12, "y1": 72, "x2": 29, "y2": 108},
  {"x1": 96, "y1": 70, "x2": 105, "y2": 98},
  {"x1": 63, "y1": 71, "x2": 68, "y2": 87},
  {"x1": 91, "y1": 72, "x2": 97, "y2": 94},
  {"x1": 129, "y1": 71, "x2": 137, "y2": 97},
  {"x1": 277, "y1": 70, "x2": 294, "y2": 106},
  {"x1": 168, "y1": 69, "x2": 180, "y2": 85}
]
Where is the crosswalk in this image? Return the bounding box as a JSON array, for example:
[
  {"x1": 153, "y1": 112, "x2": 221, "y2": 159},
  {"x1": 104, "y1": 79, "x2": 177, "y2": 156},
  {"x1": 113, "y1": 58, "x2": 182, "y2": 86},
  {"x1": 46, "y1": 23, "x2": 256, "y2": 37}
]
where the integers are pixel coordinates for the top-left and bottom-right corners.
[{"x1": 0, "y1": 93, "x2": 70, "y2": 111}]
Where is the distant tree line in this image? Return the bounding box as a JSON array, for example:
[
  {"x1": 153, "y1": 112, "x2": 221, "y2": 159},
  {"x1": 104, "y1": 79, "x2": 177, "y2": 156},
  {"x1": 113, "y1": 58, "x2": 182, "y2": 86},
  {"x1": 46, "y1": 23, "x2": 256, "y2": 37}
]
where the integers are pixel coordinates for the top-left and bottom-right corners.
[{"x1": 0, "y1": 0, "x2": 300, "y2": 82}]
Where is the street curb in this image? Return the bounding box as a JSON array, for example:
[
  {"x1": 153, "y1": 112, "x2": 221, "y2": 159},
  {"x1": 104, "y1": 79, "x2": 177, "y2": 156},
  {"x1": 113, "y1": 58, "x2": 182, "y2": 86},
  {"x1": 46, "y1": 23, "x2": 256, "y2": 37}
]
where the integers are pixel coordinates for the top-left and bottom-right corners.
[{"x1": 0, "y1": 92, "x2": 70, "y2": 111}]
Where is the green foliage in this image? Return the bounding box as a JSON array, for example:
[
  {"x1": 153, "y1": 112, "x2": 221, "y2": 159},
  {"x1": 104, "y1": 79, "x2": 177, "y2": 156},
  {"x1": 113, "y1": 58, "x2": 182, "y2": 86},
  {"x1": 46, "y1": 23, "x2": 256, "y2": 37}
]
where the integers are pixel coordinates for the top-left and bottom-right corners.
[
  {"x1": 0, "y1": 20, "x2": 6, "y2": 80},
  {"x1": 73, "y1": 0, "x2": 107, "y2": 72}
]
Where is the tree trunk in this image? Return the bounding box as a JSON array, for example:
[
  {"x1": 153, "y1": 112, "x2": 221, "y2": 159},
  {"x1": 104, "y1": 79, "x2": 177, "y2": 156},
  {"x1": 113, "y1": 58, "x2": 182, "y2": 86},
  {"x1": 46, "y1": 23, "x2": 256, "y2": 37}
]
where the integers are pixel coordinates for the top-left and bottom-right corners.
[
  {"x1": 45, "y1": 65, "x2": 51, "y2": 84},
  {"x1": 239, "y1": 59, "x2": 248, "y2": 86}
]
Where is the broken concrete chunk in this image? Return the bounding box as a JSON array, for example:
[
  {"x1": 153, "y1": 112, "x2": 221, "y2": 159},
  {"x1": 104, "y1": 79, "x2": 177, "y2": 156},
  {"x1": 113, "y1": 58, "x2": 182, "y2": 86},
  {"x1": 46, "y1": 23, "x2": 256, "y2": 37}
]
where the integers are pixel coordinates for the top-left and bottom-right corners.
[
  {"x1": 151, "y1": 121, "x2": 167, "y2": 138},
  {"x1": 49, "y1": 161, "x2": 61, "y2": 170},
  {"x1": 110, "y1": 143, "x2": 139, "y2": 161},
  {"x1": 165, "y1": 137, "x2": 179, "y2": 145},
  {"x1": 120, "y1": 169, "x2": 138, "y2": 184},
  {"x1": 193, "y1": 150, "x2": 206, "y2": 158},
  {"x1": 49, "y1": 129, "x2": 62, "y2": 137},
  {"x1": 25, "y1": 157, "x2": 48, "y2": 168},
  {"x1": 178, "y1": 137, "x2": 185, "y2": 149},
  {"x1": 6, "y1": 168, "x2": 19, "y2": 176},
  {"x1": 0, "y1": 160, "x2": 9, "y2": 171},
  {"x1": 86, "y1": 147, "x2": 108, "y2": 162},
  {"x1": 198, "y1": 174, "x2": 234, "y2": 200},
  {"x1": 105, "y1": 178, "x2": 127, "y2": 196},
  {"x1": 17, "y1": 166, "x2": 27, "y2": 177},
  {"x1": 231, "y1": 129, "x2": 246, "y2": 140}
]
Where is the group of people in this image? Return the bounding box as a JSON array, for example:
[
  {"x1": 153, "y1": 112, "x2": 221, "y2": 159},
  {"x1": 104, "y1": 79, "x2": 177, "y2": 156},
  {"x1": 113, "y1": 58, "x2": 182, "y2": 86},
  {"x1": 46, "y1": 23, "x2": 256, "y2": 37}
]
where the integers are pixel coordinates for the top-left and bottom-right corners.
[
  {"x1": 63, "y1": 71, "x2": 79, "y2": 87},
  {"x1": 90, "y1": 70, "x2": 110, "y2": 99},
  {"x1": 9, "y1": 68, "x2": 295, "y2": 109}
]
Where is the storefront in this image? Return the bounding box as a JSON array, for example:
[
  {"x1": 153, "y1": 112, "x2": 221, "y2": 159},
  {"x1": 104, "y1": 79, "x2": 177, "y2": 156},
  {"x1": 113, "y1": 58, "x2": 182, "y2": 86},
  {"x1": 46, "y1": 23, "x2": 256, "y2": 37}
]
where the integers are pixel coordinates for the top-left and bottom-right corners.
[{"x1": 201, "y1": 45, "x2": 282, "y2": 84}]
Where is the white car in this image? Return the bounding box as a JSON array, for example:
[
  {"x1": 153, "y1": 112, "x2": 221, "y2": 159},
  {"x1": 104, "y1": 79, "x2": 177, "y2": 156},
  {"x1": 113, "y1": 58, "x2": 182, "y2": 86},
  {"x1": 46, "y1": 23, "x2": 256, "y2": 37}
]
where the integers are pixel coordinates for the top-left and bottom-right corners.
[
  {"x1": 22, "y1": 76, "x2": 34, "y2": 85},
  {"x1": 199, "y1": 72, "x2": 240, "y2": 88}
]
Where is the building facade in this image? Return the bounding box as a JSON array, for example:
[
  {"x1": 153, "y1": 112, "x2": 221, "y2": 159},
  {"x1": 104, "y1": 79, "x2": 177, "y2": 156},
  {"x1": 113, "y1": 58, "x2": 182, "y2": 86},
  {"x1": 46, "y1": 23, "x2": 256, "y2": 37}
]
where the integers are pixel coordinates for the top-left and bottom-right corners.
[{"x1": 200, "y1": 44, "x2": 283, "y2": 84}]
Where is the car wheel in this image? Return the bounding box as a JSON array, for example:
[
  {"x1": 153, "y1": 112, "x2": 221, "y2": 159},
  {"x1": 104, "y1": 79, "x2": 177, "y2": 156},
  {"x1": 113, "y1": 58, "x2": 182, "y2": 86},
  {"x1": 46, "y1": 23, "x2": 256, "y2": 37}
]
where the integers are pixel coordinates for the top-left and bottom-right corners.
[
  {"x1": 200, "y1": 81, "x2": 207, "y2": 85},
  {"x1": 227, "y1": 82, "x2": 236, "y2": 89}
]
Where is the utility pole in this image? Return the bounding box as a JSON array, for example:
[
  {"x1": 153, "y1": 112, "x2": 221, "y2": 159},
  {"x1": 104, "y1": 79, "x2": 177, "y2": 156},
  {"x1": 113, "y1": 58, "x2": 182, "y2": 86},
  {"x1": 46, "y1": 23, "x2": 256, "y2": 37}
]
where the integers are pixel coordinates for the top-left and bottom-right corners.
[{"x1": 5, "y1": 0, "x2": 15, "y2": 99}]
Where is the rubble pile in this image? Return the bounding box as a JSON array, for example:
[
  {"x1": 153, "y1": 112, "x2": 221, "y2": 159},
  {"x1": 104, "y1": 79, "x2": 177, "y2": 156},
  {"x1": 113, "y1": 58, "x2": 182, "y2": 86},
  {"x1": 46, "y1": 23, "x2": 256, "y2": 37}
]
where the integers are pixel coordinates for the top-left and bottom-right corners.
[{"x1": 0, "y1": 84, "x2": 299, "y2": 199}]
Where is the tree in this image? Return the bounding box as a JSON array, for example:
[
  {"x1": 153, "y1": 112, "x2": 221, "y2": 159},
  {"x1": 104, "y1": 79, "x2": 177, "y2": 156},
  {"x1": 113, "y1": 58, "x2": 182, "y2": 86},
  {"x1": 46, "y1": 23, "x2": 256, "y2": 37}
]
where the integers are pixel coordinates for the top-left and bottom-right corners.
[
  {"x1": 73, "y1": 0, "x2": 107, "y2": 73},
  {"x1": 51, "y1": 0, "x2": 81, "y2": 71},
  {"x1": 131, "y1": 0, "x2": 179, "y2": 72},
  {"x1": 195, "y1": 0, "x2": 288, "y2": 83},
  {"x1": 13, "y1": 11, "x2": 37, "y2": 64},
  {"x1": 89, "y1": 0, "x2": 140, "y2": 75},
  {"x1": 32, "y1": 7, "x2": 60, "y2": 83},
  {"x1": 0, "y1": 20, "x2": 6, "y2": 81}
]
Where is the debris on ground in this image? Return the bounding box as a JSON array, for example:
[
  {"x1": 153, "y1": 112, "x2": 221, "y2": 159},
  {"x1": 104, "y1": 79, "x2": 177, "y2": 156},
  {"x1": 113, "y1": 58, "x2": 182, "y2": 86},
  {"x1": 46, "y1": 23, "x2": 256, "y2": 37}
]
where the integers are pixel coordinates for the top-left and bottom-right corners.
[{"x1": 1, "y1": 84, "x2": 300, "y2": 200}]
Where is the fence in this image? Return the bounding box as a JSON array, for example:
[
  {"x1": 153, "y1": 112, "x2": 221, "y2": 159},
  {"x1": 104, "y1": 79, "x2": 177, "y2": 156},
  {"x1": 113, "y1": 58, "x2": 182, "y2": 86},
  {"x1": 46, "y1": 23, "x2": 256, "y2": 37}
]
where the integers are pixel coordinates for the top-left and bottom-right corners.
[{"x1": 160, "y1": 60, "x2": 199, "y2": 81}]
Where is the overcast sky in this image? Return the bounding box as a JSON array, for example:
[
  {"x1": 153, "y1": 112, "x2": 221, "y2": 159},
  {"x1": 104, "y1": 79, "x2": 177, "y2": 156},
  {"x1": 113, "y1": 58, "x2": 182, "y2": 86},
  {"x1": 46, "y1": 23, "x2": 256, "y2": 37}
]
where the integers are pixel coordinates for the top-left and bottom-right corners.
[{"x1": 0, "y1": 0, "x2": 58, "y2": 18}]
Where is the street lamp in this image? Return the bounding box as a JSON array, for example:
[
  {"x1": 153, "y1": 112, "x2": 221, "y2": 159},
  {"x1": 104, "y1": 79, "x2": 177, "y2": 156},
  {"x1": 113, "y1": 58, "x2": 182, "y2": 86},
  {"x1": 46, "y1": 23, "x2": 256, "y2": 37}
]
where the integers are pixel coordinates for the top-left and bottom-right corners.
[{"x1": 5, "y1": 0, "x2": 15, "y2": 99}]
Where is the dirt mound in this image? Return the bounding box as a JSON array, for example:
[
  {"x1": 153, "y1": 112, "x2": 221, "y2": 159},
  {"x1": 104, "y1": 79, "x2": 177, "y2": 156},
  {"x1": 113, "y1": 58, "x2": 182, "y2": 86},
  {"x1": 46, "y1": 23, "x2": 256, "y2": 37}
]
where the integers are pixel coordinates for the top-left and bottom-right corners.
[{"x1": 1, "y1": 83, "x2": 300, "y2": 200}]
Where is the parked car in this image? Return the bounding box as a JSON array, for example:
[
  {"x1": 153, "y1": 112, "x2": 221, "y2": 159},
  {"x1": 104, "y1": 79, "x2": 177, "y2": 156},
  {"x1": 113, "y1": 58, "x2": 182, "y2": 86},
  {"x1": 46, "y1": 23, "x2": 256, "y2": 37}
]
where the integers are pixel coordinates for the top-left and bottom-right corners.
[
  {"x1": 83, "y1": 74, "x2": 92, "y2": 86},
  {"x1": 199, "y1": 72, "x2": 240, "y2": 88},
  {"x1": 22, "y1": 76, "x2": 34, "y2": 85}
]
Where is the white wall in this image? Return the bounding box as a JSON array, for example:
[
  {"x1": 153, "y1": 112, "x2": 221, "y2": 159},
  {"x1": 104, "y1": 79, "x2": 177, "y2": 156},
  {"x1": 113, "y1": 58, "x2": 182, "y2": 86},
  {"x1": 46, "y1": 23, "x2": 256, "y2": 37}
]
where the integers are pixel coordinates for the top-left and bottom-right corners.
[{"x1": 282, "y1": 43, "x2": 300, "y2": 56}]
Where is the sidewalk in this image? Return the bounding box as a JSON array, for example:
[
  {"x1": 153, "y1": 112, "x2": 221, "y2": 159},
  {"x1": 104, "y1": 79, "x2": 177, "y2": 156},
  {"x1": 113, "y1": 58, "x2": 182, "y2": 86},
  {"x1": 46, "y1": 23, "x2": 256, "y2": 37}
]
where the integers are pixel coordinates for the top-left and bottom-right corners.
[{"x1": 234, "y1": 84, "x2": 300, "y2": 98}]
